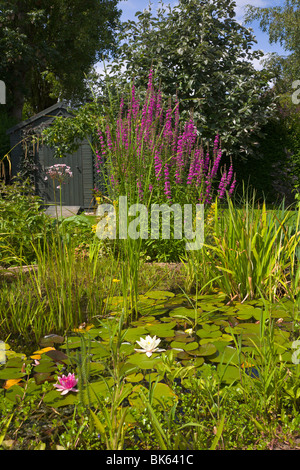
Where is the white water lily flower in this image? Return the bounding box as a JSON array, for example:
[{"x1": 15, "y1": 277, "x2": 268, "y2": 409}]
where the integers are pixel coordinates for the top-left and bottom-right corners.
[{"x1": 135, "y1": 335, "x2": 165, "y2": 357}]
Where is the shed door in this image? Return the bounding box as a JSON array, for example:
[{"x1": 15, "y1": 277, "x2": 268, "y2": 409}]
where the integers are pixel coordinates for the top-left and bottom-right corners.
[{"x1": 39, "y1": 146, "x2": 84, "y2": 207}]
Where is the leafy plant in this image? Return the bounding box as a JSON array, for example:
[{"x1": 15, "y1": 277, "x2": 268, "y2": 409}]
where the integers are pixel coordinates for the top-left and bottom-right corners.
[{"x1": 0, "y1": 177, "x2": 52, "y2": 266}]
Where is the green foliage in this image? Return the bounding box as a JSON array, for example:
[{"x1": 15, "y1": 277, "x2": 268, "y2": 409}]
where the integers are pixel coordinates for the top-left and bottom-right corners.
[
  {"x1": 42, "y1": 101, "x2": 103, "y2": 159},
  {"x1": 0, "y1": 177, "x2": 52, "y2": 266},
  {"x1": 244, "y1": 1, "x2": 300, "y2": 200},
  {"x1": 245, "y1": 0, "x2": 300, "y2": 85},
  {"x1": 186, "y1": 193, "x2": 300, "y2": 302},
  {"x1": 1, "y1": 294, "x2": 300, "y2": 450},
  {"x1": 0, "y1": 0, "x2": 122, "y2": 120},
  {"x1": 107, "y1": 0, "x2": 276, "y2": 161}
]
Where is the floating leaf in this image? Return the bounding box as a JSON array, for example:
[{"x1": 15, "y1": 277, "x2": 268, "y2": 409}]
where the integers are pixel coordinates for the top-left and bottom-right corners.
[
  {"x1": 128, "y1": 353, "x2": 163, "y2": 370},
  {"x1": 125, "y1": 373, "x2": 144, "y2": 383},
  {"x1": 186, "y1": 342, "x2": 217, "y2": 357},
  {"x1": 146, "y1": 290, "x2": 175, "y2": 300},
  {"x1": 3, "y1": 378, "x2": 22, "y2": 389},
  {"x1": 128, "y1": 382, "x2": 177, "y2": 410},
  {"x1": 123, "y1": 327, "x2": 148, "y2": 342},
  {"x1": 30, "y1": 347, "x2": 56, "y2": 360},
  {"x1": 39, "y1": 335, "x2": 65, "y2": 347},
  {"x1": 0, "y1": 369, "x2": 26, "y2": 380}
]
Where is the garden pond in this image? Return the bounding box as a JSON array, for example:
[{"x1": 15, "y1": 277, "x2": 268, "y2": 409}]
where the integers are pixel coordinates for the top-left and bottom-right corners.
[{"x1": 1, "y1": 289, "x2": 299, "y2": 411}]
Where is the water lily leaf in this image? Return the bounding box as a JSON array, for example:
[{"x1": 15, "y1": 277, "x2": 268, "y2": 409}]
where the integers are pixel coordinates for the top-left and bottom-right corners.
[
  {"x1": 33, "y1": 362, "x2": 56, "y2": 373},
  {"x1": 128, "y1": 382, "x2": 177, "y2": 410},
  {"x1": 219, "y1": 334, "x2": 235, "y2": 342},
  {"x1": 0, "y1": 369, "x2": 26, "y2": 380},
  {"x1": 182, "y1": 357, "x2": 205, "y2": 368},
  {"x1": 119, "y1": 343, "x2": 135, "y2": 356},
  {"x1": 146, "y1": 290, "x2": 175, "y2": 300},
  {"x1": 170, "y1": 341, "x2": 198, "y2": 351},
  {"x1": 5, "y1": 384, "x2": 25, "y2": 403},
  {"x1": 270, "y1": 308, "x2": 291, "y2": 319},
  {"x1": 89, "y1": 362, "x2": 105, "y2": 376},
  {"x1": 4, "y1": 357, "x2": 25, "y2": 368},
  {"x1": 90, "y1": 343, "x2": 111, "y2": 359},
  {"x1": 202, "y1": 323, "x2": 220, "y2": 332},
  {"x1": 34, "y1": 372, "x2": 54, "y2": 385},
  {"x1": 5, "y1": 350, "x2": 26, "y2": 361},
  {"x1": 209, "y1": 345, "x2": 240, "y2": 364},
  {"x1": 131, "y1": 316, "x2": 157, "y2": 326},
  {"x1": 172, "y1": 334, "x2": 195, "y2": 343},
  {"x1": 45, "y1": 350, "x2": 69, "y2": 362},
  {"x1": 187, "y1": 342, "x2": 217, "y2": 357},
  {"x1": 176, "y1": 351, "x2": 191, "y2": 360},
  {"x1": 127, "y1": 353, "x2": 163, "y2": 370},
  {"x1": 123, "y1": 327, "x2": 148, "y2": 342},
  {"x1": 145, "y1": 322, "x2": 176, "y2": 337},
  {"x1": 39, "y1": 335, "x2": 65, "y2": 347},
  {"x1": 217, "y1": 364, "x2": 240, "y2": 384},
  {"x1": 60, "y1": 337, "x2": 82, "y2": 350},
  {"x1": 43, "y1": 389, "x2": 79, "y2": 408},
  {"x1": 147, "y1": 307, "x2": 169, "y2": 316},
  {"x1": 196, "y1": 329, "x2": 222, "y2": 339},
  {"x1": 125, "y1": 373, "x2": 144, "y2": 383},
  {"x1": 169, "y1": 307, "x2": 198, "y2": 319}
]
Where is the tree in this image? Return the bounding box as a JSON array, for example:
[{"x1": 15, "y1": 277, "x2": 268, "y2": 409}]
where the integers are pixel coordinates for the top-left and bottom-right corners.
[
  {"x1": 0, "y1": 0, "x2": 122, "y2": 121},
  {"x1": 245, "y1": 0, "x2": 300, "y2": 89},
  {"x1": 245, "y1": 0, "x2": 300, "y2": 200},
  {"x1": 106, "y1": 0, "x2": 276, "y2": 162}
]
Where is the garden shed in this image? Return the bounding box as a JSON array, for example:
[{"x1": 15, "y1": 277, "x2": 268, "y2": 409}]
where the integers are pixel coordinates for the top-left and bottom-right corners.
[{"x1": 6, "y1": 101, "x2": 95, "y2": 212}]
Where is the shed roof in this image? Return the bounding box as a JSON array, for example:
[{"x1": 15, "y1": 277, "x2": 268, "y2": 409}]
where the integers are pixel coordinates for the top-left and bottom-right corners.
[{"x1": 6, "y1": 101, "x2": 72, "y2": 135}]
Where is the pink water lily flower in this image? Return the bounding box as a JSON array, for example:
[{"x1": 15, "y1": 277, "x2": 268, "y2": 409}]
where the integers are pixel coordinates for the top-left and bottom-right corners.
[{"x1": 54, "y1": 373, "x2": 78, "y2": 395}]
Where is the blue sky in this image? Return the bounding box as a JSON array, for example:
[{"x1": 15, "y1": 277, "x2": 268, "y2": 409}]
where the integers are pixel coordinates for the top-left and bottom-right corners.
[{"x1": 112, "y1": 0, "x2": 289, "y2": 69}]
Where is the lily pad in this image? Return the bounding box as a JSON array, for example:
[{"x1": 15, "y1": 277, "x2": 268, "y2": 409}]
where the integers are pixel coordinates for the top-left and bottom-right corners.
[
  {"x1": 186, "y1": 342, "x2": 217, "y2": 357},
  {"x1": 170, "y1": 341, "x2": 198, "y2": 351},
  {"x1": 127, "y1": 353, "x2": 163, "y2": 370},
  {"x1": 0, "y1": 368, "x2": 26, "y2": 380},
  {"x1": 128, "y1": 382, "x2": 177, "y2": 410},
  {"x1": 123, "y1": 327, "x2": 148, "y2": 342},
  {"x1": 125, "y1": 372, "x2": 144, "y2": 383},
  {"x1": 145, "y1": 290, "x2": 175, "y2": 300}
]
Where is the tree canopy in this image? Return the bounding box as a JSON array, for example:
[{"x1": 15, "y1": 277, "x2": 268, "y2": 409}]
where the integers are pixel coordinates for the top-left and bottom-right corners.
[
  {"x1": 106, "y1": 0, "x2": 276, "y2": 161},
  {"x1": 245, "y1": 0, "x2": 300, "y2": 90},
  {"x1": 0, "y1": 0, "x2": 122, "y2": 121}
]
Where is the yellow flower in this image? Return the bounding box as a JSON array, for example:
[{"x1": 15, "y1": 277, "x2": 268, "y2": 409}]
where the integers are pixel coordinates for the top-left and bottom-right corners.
[
  {"x1": 184, "y1": 328, "x2": 193, "y2": 336},
  {"x1": 112, "y1": 279, "x2": 120, "y2": 283}
]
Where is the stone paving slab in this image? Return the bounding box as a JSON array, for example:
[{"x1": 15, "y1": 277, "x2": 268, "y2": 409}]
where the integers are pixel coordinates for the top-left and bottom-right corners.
[{"x1": 44, "y1": 205, "x2": 81, "y2": 218}]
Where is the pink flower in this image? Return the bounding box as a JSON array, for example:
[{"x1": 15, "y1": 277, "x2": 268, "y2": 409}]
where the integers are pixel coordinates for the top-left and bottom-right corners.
[{"x1": 54, "y1": 373, "x2": 78, "y2": 395}]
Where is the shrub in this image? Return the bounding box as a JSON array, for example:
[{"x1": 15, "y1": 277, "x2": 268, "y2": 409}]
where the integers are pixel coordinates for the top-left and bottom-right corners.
[{"x1": 0, "y1": 177, "x2": 52, "y2": 266}]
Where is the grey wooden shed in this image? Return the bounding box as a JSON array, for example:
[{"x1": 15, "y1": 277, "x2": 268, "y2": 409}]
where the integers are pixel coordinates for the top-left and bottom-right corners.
[{"x1": 6, "y1": 101, "x2": 95, "y2": 211}]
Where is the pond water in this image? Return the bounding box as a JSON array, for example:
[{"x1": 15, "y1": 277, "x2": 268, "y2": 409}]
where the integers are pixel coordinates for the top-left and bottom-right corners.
[{"x1": 1, "y1": 290, "x2": 299, "y2": 408}]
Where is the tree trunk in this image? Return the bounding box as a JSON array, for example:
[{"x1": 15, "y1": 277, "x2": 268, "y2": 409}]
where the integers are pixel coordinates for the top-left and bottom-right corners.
[{"x1": 10, "y1": 84, "x2": 25, "y2": 122}]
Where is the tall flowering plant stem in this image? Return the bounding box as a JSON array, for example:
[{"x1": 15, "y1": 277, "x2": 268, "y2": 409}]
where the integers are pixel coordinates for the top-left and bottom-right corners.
[
  {"x1": 94, "y1": 69, "x2": 235, "y2": 211},
  {"x1": 91, "y1": 69, "x2": 236, "y2": 315},
  {"x1": 45, "y1": 164, "x2": 73, "y2": 219}
]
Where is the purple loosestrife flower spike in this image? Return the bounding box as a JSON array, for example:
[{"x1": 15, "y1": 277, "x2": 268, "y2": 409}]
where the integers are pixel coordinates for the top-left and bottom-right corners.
[
  {"x1": 164, "y1": 163, "x2": 171, "y2": 200},
  {"x1": 154, "y1": 149, "x2": 162, "y2": 181},
  {"x1": 227, "y1": 163, "x2": 233, "y2": 186},
  {"x1": 218, "y1": 169, "x2": 228, "y2": 199},
  {"x1": 210, "y1": 148, "x2": 222, "y2": 179},
  {"x1": 229, "y1": 175, "x2": 237, "y2": 196}
]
